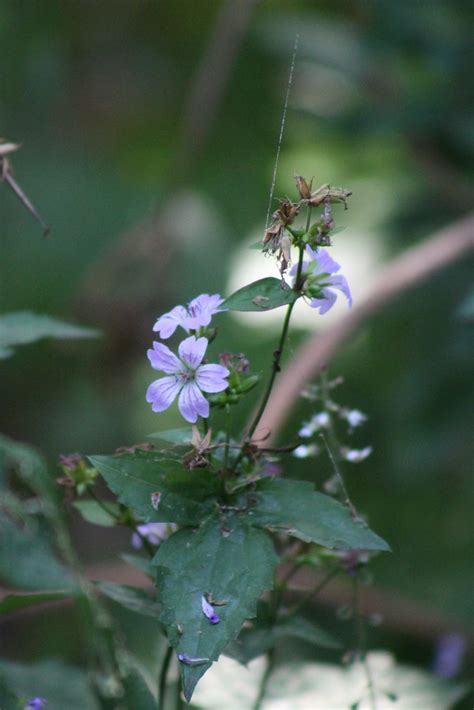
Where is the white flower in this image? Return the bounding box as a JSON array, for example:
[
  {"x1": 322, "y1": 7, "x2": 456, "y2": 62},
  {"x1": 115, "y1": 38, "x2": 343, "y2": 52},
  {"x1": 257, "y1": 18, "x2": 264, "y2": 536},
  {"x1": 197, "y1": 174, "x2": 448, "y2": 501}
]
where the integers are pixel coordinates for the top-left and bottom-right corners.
[
  {"x1": 293, "y1": 444, "x2": 320, "y2": 459},
  {"x1": 343, "y1": 446, "x2": 373, "y2": 463}
]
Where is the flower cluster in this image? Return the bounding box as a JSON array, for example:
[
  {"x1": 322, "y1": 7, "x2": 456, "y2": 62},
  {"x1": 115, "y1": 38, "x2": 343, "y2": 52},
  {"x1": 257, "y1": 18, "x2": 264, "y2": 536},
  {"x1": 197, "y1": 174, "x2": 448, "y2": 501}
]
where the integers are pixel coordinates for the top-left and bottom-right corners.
[{"x1": 146, "y1": 294, "x2": 229, "y2": 423}]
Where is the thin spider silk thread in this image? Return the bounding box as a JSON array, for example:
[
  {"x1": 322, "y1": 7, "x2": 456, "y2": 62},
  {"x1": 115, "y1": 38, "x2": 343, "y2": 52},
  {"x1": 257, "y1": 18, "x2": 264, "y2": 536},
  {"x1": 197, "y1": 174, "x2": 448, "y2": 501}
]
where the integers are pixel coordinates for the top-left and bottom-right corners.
[{"x1": 265, "y1": 34, "x2": 299, "y2": 229}]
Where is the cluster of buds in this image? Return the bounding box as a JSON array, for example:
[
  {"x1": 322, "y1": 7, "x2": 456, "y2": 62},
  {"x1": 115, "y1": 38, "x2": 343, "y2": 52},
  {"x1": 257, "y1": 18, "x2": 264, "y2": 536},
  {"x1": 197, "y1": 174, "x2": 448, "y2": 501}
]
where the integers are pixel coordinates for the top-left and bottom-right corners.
[
  {"x1": 262, "y1": 175, "x2": 352, "y2": 276},
  {"x1": 207, "y1": 353, "x2": 259, "y2": 409},
  {"x1": 57, "y1": 454, "x2": 98, "y2": 496}
]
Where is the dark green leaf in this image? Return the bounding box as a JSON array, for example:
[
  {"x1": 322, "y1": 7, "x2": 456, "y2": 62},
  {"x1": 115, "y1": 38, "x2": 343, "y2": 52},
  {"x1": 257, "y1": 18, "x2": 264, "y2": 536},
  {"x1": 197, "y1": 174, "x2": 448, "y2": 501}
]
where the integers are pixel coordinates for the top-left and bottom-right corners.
[
  {"x1": 0, "y1": 434, "x2": 59, "y2": 508},
  {"x1": 226, "y1": 613, "x2": 340, "y2": 664},
  {"x1": 0, "y1": 311, "x2": 99, "y2": 359},
  {"x1": 121, "y1": 667, "x2": 157, "y2": 710},
  {"x1": 0, "y1": 512, "x2": 76, "y2": 591},
  {"x1": 153, "y1": 514, "x2": 277, "y2": 702},
  {"x1": 97, "y1": 582, "x2": 161, "y2": 619},
  {"x1": 0, "y1": 659, "x2": 100, "y2": 709},
  {"x1": 249, "y1": 479, "x2": 390, "y2": 551},
  {"x1": 89, "y1": 451, "x2": 218, "y2": 526},
  {"x1": 0, "y1": 670, "x2": 21, "y2": 710},
  {"x1": 0, "y1": 591, "x2": 70, "y2": 614},
  {"x1": 223, "y1": 278, "x2": 299, "y2": 312},
  {"x1": 72, "y1": 499, "x2": 119, "y2": 527}
]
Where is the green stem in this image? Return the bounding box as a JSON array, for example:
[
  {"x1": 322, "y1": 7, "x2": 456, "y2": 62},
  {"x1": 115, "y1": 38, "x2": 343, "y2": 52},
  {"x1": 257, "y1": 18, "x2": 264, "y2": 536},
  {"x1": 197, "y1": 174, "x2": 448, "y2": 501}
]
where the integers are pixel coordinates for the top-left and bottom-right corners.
[
  {"x1": 253, "y1": 647, "x2": 275, "y2": 710},
  {"x1": 285, "y1": 567, "x2": 339, "y2": 617},
  {"x1": 223, "y1": 404, "x2": 231, "y2": 472},
  {"x1": 158, "y1": 644, "x2": 173, "y2": 710},
  {"x1": 353, "y1": 575, "x2": 377, "y2": 710},
  {"x1": 243, "y1": 207, "x2": 311, "y2": 450}
]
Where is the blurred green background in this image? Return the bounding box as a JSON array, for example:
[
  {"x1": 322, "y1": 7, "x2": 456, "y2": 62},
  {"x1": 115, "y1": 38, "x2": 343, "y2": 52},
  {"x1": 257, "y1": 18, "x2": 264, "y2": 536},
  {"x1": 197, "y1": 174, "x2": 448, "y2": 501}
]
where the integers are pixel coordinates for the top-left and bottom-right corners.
[{"x1": 1, "y1": 0, "x2": 473, "y2": 702}]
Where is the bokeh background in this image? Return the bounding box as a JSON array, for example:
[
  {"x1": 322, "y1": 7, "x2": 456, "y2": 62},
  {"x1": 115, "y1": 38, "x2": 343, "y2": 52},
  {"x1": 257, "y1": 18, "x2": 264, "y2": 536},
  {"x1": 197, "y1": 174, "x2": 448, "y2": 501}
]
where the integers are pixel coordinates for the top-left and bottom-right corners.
[{"x1": 1, "y1": 0, "x2": 473, "y2": 705}]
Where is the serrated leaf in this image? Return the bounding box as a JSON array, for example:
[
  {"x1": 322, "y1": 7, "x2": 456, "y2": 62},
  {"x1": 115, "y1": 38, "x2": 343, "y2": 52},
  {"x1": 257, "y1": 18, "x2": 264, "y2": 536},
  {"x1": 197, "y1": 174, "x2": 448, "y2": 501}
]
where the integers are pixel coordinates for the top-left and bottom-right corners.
[
  {"x1": 223, "y1": 278, "x2": 299, "y2": 312},
  {"x1": 89, "y1": 451, "x2": 218, "y2": 526},
  {"x1": 249, "y1": 479, "x2": 390, "y2": 551},
  {"x1": 72, "y1": 499, "x2": 119, "y2": 527},
  {"x1": 0, "y1": 659, "x2": 100, "y2": 709},
  {"x1": 153, "y1": 514, "x2": 277, "y2": 702},
  {"x1": 97, "y1": 581, "x2": 161, "y2": 619},
  {"x1": 0, "y1": 311, "x2": 99, "y2": 358},
  {"x1": 0, "y1": 591, "x2": 70, "y2": 614},
  {"x1": 147, "y1": 427, "x2": 193, "y2": 445},
  {"x1": 0, "y1": 512, "x2": 76, "y2": 591}
]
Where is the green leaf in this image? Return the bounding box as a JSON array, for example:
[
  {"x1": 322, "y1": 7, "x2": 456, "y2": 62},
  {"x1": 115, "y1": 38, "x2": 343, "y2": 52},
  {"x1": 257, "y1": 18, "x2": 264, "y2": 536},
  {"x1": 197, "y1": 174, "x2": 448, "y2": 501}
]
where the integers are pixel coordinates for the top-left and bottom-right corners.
[
  {"x1": 249, "y1": 479, "x2": 390, "y2": 551},
  {"x1": 0, "y1": 434, "x2": 59, "y2": 508},
  {"x1": 0, "y1": 311, "x2": 99, "y2": 359},
  {"x1": 0, "y1": 659, "x2": 100, "y2": 709},
  {"x1": 0, "y1": 511, "x2": 76, "y2": 591},
  {"x1": 147, "y1": 427, "x2": 193, "y2": 445},
  {"x1": 0, "y1": 591, "x2": 70, "y2": 614},
  {"x1": 121, "y1": 553, "x2": 154, "y2": 578},
  {"x1": 226, "y1": 612, "x2": 340, "y2": 664},
  {"x1": 223, "y1": 278, "x2": 299, "y2": 312},
  {"x1": 89, "y1": 451, "x2": 218, "y2": 526},
  {"x1": 97, "y1": 582, "x2": 161, "y2": 619},
  {"x1": 0, "y1": 670, "x2": 21, "y2": 710},
  {"x1": 153, "y1": 514, "x2": 277, "y2": 702},
  {"x1": 72, "y1": 499, "x2": 119, "y2": 527},
  {"x1": 121, "y1": 667, "x2": 157, "y2": 710}
]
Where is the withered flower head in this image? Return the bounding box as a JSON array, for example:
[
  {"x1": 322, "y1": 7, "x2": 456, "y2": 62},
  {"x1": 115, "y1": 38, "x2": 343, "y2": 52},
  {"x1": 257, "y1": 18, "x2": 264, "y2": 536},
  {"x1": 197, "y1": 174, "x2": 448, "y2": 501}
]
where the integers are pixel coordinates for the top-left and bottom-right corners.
[
  {"x1": 294, "y1": 174, "x2": 313, "y2": 200},
  {"x1": 308, "y1": 184, "x2": 352, "y2": 209},
  {"x1": 274, "y1": 198, "x2": 300, "y2": 226}
]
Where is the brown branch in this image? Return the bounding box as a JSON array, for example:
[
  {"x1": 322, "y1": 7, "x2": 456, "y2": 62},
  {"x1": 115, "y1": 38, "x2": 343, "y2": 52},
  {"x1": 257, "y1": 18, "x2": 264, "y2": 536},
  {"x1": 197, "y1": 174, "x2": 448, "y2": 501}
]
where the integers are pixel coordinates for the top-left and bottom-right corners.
[{"x1": 252, "y1": 213, "x2": 474, "y2": 443}]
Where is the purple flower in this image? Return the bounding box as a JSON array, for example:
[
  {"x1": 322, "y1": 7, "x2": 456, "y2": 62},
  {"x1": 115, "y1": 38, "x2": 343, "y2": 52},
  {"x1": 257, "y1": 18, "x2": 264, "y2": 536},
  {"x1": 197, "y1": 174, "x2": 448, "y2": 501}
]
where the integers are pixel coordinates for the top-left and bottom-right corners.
[
  {"x1": 292, "y1": 247, "x2": 352, "y2": 315},
  {"x1": 146, "y1": 335, "x2": 229, "y2": 423},
  {"x1": 132, "y1": 522, "x2": 177, "y2": 549},
  {"x1": 201, "y1": 595, "x2": 220, "y2": 624},
  {"x1": 27, "y1": 699, "x2": 47, "y2": 710},
  {"x1": 153, "y1": 294, "x2": 225, "y2": 339},
  {"x1": 432, "y1": 633, "x2": 466, "y2": 678}
]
